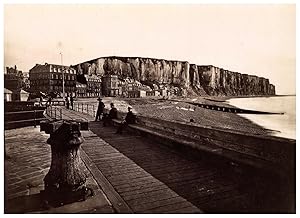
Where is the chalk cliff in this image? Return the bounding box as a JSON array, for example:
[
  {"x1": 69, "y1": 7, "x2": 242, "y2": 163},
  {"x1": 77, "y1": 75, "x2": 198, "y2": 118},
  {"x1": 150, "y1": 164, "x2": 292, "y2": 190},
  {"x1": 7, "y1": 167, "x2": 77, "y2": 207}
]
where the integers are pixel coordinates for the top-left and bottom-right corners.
[{"x1": 74, "y1": 56, "x2": 275, "y2": 96}]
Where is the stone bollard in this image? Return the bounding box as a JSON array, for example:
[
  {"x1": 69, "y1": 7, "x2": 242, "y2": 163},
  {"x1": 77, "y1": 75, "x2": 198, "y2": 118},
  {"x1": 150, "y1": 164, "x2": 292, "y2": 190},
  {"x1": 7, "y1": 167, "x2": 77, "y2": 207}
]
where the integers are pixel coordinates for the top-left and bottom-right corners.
[{"x1": 40, "y1": 120, "x2": 92, "y2": 207}]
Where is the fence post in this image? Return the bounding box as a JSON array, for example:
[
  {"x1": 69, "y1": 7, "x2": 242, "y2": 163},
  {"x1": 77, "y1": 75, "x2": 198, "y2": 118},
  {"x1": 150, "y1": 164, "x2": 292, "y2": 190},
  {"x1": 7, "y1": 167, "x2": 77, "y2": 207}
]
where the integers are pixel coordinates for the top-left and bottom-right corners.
[
  {"x1": 54, "y1": 108, "x2": 57, "y2": 120},
  {"x1": 60, "y1": 108, "x2": 63, "y2": 120},
  {"x1": 34, "y1": 110, "x2": 36, "y2": 128}
]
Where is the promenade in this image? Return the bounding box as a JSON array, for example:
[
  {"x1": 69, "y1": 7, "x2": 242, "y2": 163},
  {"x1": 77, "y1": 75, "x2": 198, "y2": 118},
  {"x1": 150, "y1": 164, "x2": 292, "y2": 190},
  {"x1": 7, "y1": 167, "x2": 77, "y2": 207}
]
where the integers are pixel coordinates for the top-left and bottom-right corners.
[{"x1": 4, "y1": 106, "x2": 295, "y2": 213}]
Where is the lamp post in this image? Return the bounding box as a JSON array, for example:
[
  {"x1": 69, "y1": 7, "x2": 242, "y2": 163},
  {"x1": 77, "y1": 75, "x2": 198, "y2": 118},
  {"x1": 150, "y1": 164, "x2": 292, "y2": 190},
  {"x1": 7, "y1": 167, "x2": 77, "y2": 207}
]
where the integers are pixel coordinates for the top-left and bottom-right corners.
[{"x1": 60, "y1": 52, "x2": 65, "y2": 103}]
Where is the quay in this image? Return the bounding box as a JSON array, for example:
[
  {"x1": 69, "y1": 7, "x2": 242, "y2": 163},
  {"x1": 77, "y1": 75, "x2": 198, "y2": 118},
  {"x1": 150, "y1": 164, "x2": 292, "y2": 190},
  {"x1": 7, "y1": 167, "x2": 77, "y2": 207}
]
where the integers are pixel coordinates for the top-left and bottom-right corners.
[{"x1": 4, "y1": 105, "x2": 295, "y2": 213}]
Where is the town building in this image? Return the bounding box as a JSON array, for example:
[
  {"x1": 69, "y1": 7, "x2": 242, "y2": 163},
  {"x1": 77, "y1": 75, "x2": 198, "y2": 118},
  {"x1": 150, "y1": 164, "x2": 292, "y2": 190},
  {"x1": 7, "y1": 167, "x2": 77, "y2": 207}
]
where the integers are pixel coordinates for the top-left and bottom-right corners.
[
  {"x1": 4, "y1": 88, "x2": 13, "y2": 102},
  {"x1": 86, "y1": 75, "x2": 102, "y2": 97},
  {"x1": 22, "y1": 72, "x2": 30, "y2": 91},
  {"x1": 146, "y1": 90, "x2": 161, "y2": 97},
  {"x1": 102, "y1": 75, "x2": 119, "y2": 97},
  {"x1": 29, "y1": 63, "x2": 76, "y2": 97},
  {"x1": 127, "y1": 90, "x2": 146, "y2": 98},
  {"x1": 20, "y1": 90, "x2": 29, "y2": 101},
  {"x1": 76, "y1": 82, "x2": 87, "y2": 98},
  {"x1": 4, "y1": 66, "x2": 24, "y2": 101}
]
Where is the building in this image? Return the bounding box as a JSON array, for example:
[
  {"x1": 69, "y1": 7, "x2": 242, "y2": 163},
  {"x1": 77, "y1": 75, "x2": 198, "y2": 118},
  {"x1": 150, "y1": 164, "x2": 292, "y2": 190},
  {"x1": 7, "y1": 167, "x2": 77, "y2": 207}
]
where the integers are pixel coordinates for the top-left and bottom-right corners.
[
  {"x1": 75, "y1": 74, "x2": 101, "y2": 97},
  {"x1": 159, "y1": 89, "x2": 169, "y2": 97},
  {"x1": 20, "y1": 89, "x2": 29, "y2": 101},
  {"x1": 4, "y1": 66, "x2": 24, "y2": 101},
  {"x1": 146, "y1": 90, "x2": 161, "y2": 97},
  {"x1": 29, "y1": 63, "x2": 76, "y2": 97},
  {"x1": 102, "y1": 75, "x2": 119, "y2": 97},
  {"x1": 22, "y1": 72, "x2": 30, "y2": 91},
  {"x1": 86, "y1": 75, "x2": 102, "y2": 97},
  {"x1": 128, "y1": 90, "x2": 146, "y2": 98},
  {"x1": 76, "y1": 82, "x2": 87, "y2": 98},
  {"x1": 4, "y1": 88, "x2": 12, "y2": 102}
]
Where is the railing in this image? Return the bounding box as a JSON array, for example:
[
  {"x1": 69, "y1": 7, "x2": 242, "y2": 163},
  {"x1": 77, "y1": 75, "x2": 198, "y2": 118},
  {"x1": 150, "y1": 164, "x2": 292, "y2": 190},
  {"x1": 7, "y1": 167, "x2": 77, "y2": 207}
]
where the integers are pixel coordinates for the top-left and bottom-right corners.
[
  {"x1": 5, "y1": 109, "x2": 47, "y2": 129},
  {"x1": 73, "y1": 102, "x2": 97, "y2": 118},
  {"x1": 45, "y1": 106, "x2": 63, "y2": 120},
  {"x1": 45, "y1": 104, "x2": 90, "y2": 124}
]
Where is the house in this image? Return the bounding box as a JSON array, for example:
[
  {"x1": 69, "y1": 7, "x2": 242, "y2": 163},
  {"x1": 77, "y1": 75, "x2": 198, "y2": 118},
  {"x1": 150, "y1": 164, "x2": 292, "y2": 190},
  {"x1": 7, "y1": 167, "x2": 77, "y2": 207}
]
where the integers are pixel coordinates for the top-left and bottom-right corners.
[
  {"x1": 102, "y1": 75, "x2": 119, "y2": 96},
  {"x1": 4, "y1": 88, "x2": 12, "y2": 102}
]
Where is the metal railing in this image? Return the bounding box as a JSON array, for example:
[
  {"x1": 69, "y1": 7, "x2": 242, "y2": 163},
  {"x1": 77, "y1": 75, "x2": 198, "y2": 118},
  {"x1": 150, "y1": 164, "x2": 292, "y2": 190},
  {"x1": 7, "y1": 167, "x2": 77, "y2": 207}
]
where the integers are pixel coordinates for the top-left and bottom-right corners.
[
  {"x1": 45, "y1": 106, "x2": 63, "y2": 120},
  {"x1": 45, "y1": 104, "x2": 90, "y2": 123},
  {"x1": 73, "y1": 103, "x2": 96, "y2": 118}
]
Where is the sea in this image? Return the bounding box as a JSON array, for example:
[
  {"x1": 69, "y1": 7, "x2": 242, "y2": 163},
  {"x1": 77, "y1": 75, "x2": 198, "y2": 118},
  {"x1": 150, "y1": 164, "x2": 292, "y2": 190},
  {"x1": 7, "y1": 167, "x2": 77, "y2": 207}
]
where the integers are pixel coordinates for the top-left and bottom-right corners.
[{"x1": 227, "y1": 96, "x2": 296, "y2": 139}]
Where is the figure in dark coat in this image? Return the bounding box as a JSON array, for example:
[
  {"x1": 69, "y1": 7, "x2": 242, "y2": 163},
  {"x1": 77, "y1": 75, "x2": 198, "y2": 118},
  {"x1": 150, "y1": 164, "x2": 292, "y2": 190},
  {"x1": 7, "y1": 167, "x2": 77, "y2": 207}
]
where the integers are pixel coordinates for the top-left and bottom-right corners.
[
  {"x1": 103, "y1": 103, "x2": 118, "y2": 127},
  {"x1": 116, "y1": 106, "x2": 136, "y2": 134},
  {"x1": 95, "y1": 98, "x2": 105, "y2": 121},
  {"x1": 70, "y1": 96, "x2": 74, "y2": 110}
]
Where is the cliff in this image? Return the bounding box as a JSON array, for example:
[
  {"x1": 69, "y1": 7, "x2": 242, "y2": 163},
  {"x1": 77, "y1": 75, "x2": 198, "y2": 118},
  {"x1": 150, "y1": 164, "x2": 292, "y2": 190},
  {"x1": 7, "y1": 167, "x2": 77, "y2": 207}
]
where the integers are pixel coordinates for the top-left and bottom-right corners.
[{"x1": 74, "y1": 56, "x2": 275, "y2": 96}]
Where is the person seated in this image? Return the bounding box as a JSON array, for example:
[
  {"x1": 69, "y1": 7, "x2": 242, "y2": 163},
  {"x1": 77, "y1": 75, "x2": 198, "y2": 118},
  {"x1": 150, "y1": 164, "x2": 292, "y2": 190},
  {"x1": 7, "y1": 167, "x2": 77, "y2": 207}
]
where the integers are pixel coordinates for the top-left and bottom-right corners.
[
  {"x1": 116, "y1": 106, "x2": 136, "y2": 134},
  {"x1": 103, "y1": 103, "x2": 118, "y2": 127}
]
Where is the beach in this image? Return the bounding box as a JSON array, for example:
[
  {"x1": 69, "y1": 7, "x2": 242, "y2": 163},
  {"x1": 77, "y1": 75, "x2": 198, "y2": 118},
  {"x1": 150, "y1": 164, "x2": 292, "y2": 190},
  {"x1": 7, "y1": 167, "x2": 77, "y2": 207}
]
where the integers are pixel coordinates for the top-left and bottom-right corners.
[{"x1": 76, "y1": 96, "x2": 278, "y2": 137}]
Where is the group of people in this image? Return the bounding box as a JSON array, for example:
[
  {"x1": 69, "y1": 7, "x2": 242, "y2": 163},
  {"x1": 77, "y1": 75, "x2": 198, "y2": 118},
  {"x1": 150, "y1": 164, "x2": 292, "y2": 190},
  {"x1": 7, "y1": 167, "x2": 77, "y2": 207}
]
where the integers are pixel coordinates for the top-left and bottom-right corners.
[{"x1": 95, "y1": 98, "x2": 136, "y2": 134}]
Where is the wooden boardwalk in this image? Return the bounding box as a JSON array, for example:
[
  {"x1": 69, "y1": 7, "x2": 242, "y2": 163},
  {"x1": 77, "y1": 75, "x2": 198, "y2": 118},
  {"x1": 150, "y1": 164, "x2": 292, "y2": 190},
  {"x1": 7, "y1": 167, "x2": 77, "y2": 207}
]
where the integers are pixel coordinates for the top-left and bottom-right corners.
[
  {"x1": 80, "y1": 130, "x2": 200, "y2": 213},
  {"x1": 50, "y1": 107, "x2": 294, "y2": 213}
]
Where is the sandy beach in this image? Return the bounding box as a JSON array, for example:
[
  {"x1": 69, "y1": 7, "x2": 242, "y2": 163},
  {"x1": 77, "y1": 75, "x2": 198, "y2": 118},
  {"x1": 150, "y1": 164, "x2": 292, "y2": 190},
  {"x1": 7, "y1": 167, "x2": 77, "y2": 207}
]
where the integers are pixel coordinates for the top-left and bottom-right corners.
[{"x1": 76, "y1": 96, "x2": 273, "y2": 137}]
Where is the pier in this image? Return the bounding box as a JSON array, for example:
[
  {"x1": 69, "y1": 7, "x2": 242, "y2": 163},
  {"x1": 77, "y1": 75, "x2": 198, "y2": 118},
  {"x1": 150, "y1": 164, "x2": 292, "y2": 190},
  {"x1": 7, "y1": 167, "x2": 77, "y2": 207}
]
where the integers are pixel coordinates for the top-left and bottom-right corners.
[{"x1": 4, "y1": 105, "x2": 295, "y2": 213}]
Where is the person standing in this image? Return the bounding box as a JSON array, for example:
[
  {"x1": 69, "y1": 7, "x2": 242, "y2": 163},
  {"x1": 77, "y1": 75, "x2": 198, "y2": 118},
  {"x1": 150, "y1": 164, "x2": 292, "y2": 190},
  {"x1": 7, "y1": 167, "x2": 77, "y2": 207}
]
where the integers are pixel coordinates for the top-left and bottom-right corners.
[
  {"x1": 66, "y1": 96, "x2": 70, "y2": 109},
  {"x1": 95, "y1": 98, "x2": 105, "y2": 121},
  {"x1": 70, "y1": 96, "x2": 74, "y2": 110}
]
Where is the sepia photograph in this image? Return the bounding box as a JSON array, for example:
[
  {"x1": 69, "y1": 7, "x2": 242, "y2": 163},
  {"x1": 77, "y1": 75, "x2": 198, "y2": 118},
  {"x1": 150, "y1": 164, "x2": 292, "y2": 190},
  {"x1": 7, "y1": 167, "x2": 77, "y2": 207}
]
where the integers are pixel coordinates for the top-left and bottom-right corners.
[{"x1": 2, "y1": 1, "x2": 296, "y2": 214}]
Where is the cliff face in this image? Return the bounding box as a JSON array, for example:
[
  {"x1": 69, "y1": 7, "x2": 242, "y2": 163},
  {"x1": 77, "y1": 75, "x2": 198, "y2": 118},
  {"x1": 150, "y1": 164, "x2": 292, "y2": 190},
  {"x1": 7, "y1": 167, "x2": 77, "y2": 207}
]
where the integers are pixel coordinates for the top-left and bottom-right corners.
[{"x1": 74, "y1": 56, "x2": 275, "y2": 96}]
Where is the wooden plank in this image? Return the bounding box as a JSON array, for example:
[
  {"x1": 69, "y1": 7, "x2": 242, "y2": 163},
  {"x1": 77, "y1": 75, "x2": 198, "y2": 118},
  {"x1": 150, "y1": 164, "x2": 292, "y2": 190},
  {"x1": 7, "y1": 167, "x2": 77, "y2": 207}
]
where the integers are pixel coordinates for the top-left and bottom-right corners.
[
  {"x1": 163, "y1": 205, "x2": 202, "y2": 214},
  {"x1": 117, "y1": 182, "x2": 165, "y2": 195},
  {"x1": 131, "y1": 196, "x2": 188, "y2": 212},
  {"x1": 126, "y1": 189, "x2": 179, "y2": 207},
  {"x1": 109, "y1": 175, "x2": 154, "y2": 186},
  {"x1": 142, "y1": 201, "x2": 199, "y2": 214},
  {"x1": 114, "y1": 177, "x2": 161, "y2": 190},
  {"x1": 79, "y1": 148, "x2": 133, "y2": 214},
  {"x1": 121, "y1": 186, "x2": 171, "y2": 201}
]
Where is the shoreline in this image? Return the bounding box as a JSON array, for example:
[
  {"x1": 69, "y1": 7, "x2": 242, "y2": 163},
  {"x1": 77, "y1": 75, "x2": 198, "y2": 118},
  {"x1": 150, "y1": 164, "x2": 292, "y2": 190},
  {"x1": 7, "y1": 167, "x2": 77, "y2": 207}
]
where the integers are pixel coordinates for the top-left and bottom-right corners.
[{"x1": 75, "y1": 95, "x2": 295, "y2": 140}]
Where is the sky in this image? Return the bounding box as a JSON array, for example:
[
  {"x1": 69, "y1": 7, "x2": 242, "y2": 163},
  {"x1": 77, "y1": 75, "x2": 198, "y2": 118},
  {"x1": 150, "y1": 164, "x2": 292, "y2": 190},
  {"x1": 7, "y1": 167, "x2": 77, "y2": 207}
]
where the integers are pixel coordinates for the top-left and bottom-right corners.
[{"x1": 4, "y1": 4, "x2": 296, "y2": 95}]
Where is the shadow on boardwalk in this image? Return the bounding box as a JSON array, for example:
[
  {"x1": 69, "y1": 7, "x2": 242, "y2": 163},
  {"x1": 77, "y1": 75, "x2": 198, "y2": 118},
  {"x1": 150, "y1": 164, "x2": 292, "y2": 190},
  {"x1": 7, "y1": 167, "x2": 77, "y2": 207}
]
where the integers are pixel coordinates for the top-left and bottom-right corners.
[{"x1": 88, "y1": 121, "x2": 294, "y2": 213}]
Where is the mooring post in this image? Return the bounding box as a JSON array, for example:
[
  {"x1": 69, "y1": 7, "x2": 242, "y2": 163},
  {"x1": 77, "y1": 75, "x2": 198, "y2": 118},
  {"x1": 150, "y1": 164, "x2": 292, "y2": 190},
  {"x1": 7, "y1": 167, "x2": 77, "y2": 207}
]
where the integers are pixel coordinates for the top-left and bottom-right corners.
[
  {"x1": 34, "y1": 110, "x2": 36, "y2": 128},
  {"x1": 40, "y1": 120, "x2": 92, "y2": 206}
]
